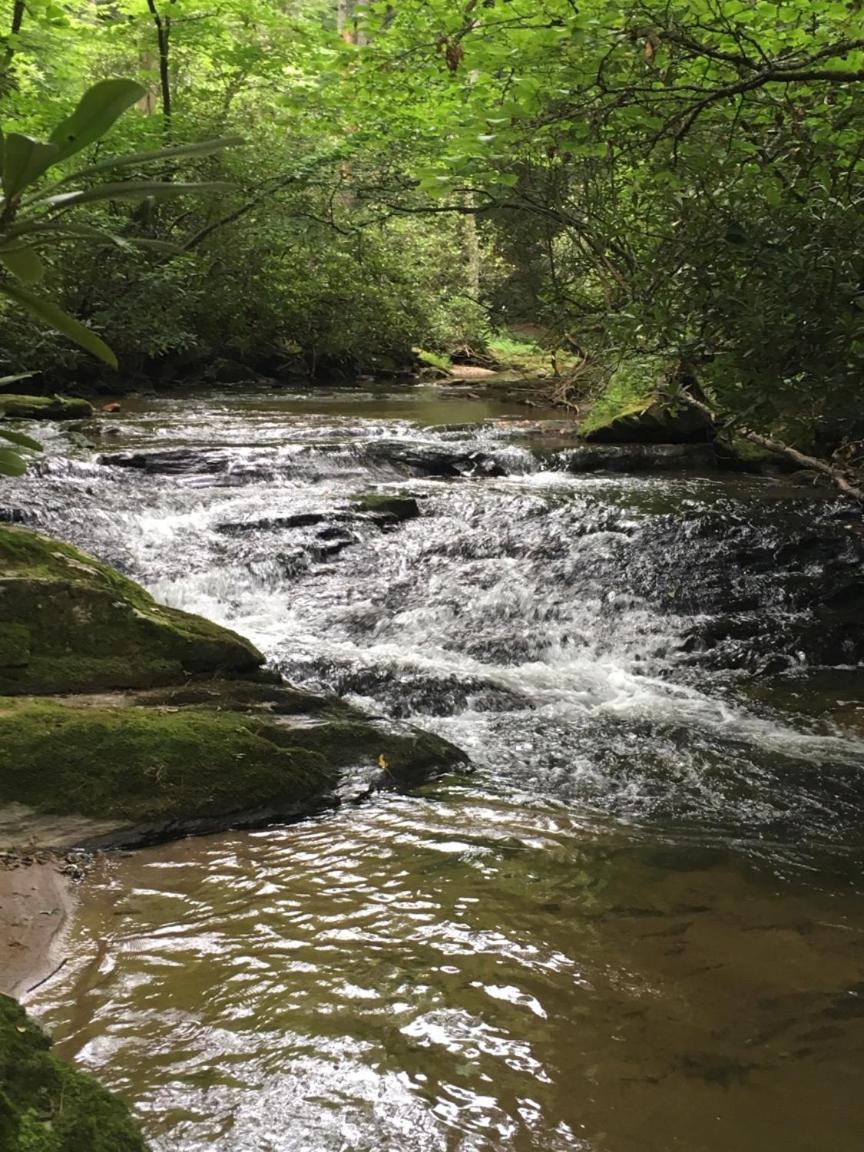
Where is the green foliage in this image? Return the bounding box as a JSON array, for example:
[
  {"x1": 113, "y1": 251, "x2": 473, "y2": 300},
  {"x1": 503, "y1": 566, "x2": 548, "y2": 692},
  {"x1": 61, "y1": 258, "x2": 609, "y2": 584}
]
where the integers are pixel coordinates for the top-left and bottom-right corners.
[{"x1": 0, "y1": 0, "x2": 860, "y2": 458}]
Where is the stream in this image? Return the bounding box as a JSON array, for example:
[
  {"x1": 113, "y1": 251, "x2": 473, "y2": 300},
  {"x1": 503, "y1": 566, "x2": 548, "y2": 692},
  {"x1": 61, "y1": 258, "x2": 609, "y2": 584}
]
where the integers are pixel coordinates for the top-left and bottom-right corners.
[{"x1": 8, "y1": 384, "x2": 864, "y2": 1152}]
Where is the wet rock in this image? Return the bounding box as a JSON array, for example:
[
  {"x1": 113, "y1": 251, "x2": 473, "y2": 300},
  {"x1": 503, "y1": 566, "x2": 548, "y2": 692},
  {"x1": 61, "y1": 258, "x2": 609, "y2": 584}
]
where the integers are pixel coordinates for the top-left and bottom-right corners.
[
  {"x1": 350, "y1": 491, "x2": 420, "y2": 523},
  {"x1": 0, "y1": 394, "x2": 93, "y2": 421},
  {"x1": 287, "y1": 659, "x2": 532, "y2": 718},
  {"x1": 558, "y1": 444, "x2": 717, "y2": 472},
  {"x1": 205, "y1": 356, "x2": 266, "y2": 385},
  {"x1": 217, "y1": 511, "x2": 339, "y2": 534},
  {"x1": 0, "y1": 688, "x2": 468, "y2": 849},
  {"x1": 363, "y1": 440, "x2": 505, "y2": 478},
  {"x1": 0, "y1": 524, "x2": 263, "y2": 694},
  {"x1": 584, "y1": 403, "x2": 712, "y2": 445},
  {"x1": 98, "y1": 448, "x2": 227, "y2": 474},
  {"x1": 580, "y1": 357, "x2": 714, "y2": 444}
]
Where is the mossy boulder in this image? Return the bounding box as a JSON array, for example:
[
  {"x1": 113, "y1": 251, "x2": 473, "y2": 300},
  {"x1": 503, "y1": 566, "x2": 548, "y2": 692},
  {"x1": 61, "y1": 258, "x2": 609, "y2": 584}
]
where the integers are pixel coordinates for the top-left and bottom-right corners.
[
  {"x1": 581, "y1": 358, "x2": 714, "y2": 444},
  {"x1": 0, "y1": 687, "x2": 467, "y2": 847},
  {"x1": 0, "y1": 994, "x2": 149, "y2": 1151},
  {"x1": 0, "y1": 525, "x2": 264, "y2": 694},
  {"x1": 0, "y1": 395, "x2": 93, "y2": 421},
  {"x1": 351, "y1": 491, "x2": 421, "y2": 523}
]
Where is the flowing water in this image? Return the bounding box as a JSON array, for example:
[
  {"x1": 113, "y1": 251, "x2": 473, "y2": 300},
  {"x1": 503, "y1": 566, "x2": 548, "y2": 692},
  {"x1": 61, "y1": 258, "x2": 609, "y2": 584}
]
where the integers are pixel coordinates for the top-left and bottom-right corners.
[{"x1": 7, "y1": 385, "x2": 864, "y2": 1151}]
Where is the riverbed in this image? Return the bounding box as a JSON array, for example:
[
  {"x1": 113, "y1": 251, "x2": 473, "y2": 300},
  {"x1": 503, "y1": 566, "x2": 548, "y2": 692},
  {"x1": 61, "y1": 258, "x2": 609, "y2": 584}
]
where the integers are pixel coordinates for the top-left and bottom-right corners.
[{"x1": 8, "y1": 384, "x2": 864, "y2": 1151}]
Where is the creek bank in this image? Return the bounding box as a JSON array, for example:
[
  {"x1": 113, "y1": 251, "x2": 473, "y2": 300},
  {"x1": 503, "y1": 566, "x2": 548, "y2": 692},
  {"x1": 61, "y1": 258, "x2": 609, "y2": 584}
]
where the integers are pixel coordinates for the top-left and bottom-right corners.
[
  {"x1": 0, "y1": 687, "x2": 466, "y2": 850},
  {"x1": 0, "y1": 855, "x2": 76, "y2": 1000},
  {"x1": 0, "y1": 395, "x2": 93, "y2": 421},
  {"x1": 0, "y1": 994, "x2": 150, "y2": 1152}
]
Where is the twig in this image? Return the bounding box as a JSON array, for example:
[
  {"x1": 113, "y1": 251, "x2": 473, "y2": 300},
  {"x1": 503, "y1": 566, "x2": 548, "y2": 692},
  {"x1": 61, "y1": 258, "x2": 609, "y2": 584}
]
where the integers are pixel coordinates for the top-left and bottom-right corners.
[
  {"x1": 681, "y1": 392, "x2": 864, "y2": 503},
  {"x1": 26, "y1": 956, "x2": 69, "y2": 994}
]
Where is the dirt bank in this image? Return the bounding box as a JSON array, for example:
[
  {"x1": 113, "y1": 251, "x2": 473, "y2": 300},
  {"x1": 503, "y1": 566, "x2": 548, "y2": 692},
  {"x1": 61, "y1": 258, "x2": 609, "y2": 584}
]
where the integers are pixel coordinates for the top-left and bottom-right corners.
[{"x1": 0, "y1": 856, "x2": 77, "y2": 999}]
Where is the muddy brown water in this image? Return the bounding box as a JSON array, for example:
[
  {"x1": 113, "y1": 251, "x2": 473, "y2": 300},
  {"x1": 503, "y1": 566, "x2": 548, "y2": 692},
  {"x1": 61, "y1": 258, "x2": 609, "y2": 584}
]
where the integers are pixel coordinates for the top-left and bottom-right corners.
[{"x1": 5, "y1": 385, "x2": 863, "y2": 1151}]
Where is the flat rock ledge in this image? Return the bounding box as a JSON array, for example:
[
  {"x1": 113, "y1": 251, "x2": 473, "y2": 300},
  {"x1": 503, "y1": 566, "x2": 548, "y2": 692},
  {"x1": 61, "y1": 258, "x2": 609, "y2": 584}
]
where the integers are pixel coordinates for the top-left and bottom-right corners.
[
  {"x1": 0, "y1": 525, "x2": 469, "y2": 851},
  {"x1": 0, "y1": 683, "x2": 467, "y2": 851}
]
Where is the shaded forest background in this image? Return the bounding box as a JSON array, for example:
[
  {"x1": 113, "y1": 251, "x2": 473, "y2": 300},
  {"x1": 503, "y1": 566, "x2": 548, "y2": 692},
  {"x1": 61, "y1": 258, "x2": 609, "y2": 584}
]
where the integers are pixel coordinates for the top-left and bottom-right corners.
[{"x1": 1, "y1": 0, "x2": 863, "y2": 459}]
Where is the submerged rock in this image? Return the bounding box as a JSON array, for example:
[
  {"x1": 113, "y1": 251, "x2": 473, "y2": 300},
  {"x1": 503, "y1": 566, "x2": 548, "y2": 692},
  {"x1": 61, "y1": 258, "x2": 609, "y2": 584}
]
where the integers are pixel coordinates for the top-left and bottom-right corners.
[
  {"x1": 0, "y1": 525, "x2": 263, "y2": 694},
  {"x1": 0, "y1": 686, "x2": 467, "y2": 849},
  {"x1": 0, "y1": 995, "x2": 149, "y2": 1151},
  {"x1": 0, "y1": 394, "x2": 94, "y2": 421},
  {"x1": 362, "y1": 440, "x2": 505, "y2": 478}
]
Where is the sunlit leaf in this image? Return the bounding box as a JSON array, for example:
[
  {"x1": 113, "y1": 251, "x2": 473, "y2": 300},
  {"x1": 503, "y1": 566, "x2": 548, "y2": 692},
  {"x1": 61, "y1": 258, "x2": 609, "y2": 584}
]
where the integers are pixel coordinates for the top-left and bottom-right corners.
[
  {"x1": 2, "y1": 134, "x2": 59, "y2": 198},
  {"x1": 33, "y1": 181, "x2": 234, "y2": 209},
  {"x1": 49, "y1": 79, "x2": 146, "y2": 164},
  {"x1": 59, "y1": 136, "x2": 245, "y2": 184},
  {"x1": 0, "y1": 448, "x2": 27, "y2": 476},
  {"x1": 0, "y1": 427, "x2": 42, "y2": 451}
]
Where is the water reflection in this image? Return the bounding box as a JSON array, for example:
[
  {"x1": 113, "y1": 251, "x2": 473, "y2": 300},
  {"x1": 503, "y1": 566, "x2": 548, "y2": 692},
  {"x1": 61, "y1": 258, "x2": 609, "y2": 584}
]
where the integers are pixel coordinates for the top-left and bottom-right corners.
[
  {"x1": 10, "y1": 385, "x2": 864, "y2": 1150},
  {"x1": 34, "y1": 790, "x2": 864, "y2": 1152}
]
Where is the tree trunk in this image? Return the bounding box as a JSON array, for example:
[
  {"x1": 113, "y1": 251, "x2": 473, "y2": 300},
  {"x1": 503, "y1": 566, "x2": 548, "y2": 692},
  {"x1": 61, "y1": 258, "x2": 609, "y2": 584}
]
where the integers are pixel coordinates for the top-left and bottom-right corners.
[
  {"x1": 1, "y1": 1, "x2": 26, "y2": 87},
  {"x1": 462, "y1": 195, "x2": 481, "y2": 297},
  {"x1": 337, "y1": 0, "x2": 366, "y2": 45},
  {"x1": 146, "y1": 0, "x2": 173, "y2": 139}
]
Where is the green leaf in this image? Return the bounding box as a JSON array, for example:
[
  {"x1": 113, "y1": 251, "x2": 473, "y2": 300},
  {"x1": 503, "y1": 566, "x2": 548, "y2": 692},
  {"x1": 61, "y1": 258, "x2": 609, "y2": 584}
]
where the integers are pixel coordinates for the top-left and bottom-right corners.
[
  {"x1": 0, "y1": 427, "x2": 42, "y2": 452},
  {"x1": 49, "y1": 79, "x2": 146, "y2": 164},
  {"x1": 0, "y1": 448, "x2": 27, "y2": 476},
  {"x1": 59, "y1": 136, "x2": 245, "y2": 184},
  {"x1": 33, "y1": 181, "x2": 234, "y2": 209},
  {"x1": 0, "y1": 372, "x2": 36, "y2": 386},
  {"x1": 0, "y1": 245, "x2": 45, "y2": 285},
  {"x1": 2, "y1": 134, "x2": 60, "y2": 197},
  {"x1": 0, "y1": 282, "x2": 117, "y2": 368},
  {"x1": 3, "y1": 220, "x2": 182, "y2": 255}
]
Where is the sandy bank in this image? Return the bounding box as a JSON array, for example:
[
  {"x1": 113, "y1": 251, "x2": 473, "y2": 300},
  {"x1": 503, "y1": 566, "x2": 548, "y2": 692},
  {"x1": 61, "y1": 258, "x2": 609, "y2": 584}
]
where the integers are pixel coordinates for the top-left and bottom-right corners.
[{"x1": 0, "y1": 857, "x2": 77, "y2": 999}]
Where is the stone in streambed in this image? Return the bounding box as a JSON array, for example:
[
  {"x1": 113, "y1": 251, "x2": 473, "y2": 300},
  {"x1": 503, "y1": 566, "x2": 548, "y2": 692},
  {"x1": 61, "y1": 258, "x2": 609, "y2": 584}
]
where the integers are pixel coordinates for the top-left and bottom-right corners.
[
  {"x1": 0, "y1": 394, "x2": 93, "y2": 421},
  {"x1": 0, "y1": 688, "x2": 467, "y2": 849},
  {"x1": 0, "y1": 525, "x2": 470, "y2": 848},
  {"x1": 0, "y1": 525, "x2": 263, "y2": 694},
  {"x1": 581, "y1": 357, "x2": 714, "y2": 444},
  {"x1": 350, "y1": 491, "x2": 420, "y2": 524}
]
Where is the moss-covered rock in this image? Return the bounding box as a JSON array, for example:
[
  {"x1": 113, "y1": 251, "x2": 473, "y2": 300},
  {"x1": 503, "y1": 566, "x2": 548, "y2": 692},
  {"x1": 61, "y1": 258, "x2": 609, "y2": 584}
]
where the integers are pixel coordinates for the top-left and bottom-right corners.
[
  {"x1": 0, "y1": 525, "x2": 264, "y2": 694},
  {"x1": 0, "y1": 994, "x2": 149, "y2": 1151},
  {"x1": 350, "y1": 491, "x2": 421, "y2": 523},
  {"x1": 581, "y1": 358, "x2": 714, "y2": 444},
  {"x1": 0, "y1": 395, "x2": 93, "y2": 421},
  {"x1": 0, "y1": 689, "x2": 467, "y2": 847}
]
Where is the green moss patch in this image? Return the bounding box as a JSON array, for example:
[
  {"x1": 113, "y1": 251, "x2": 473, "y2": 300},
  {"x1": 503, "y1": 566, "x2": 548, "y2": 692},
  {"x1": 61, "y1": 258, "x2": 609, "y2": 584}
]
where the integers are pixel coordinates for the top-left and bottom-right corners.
[
  {"x1": 0, "y1": 395, "x2": 93, "y2": 421},
  {"x1": 0, "y1": 692, "x2": 466, "y2": 844},
  {"x1": 0, "y1": 525, "x2": 263, "y2": 694},
  {"x1": 0, "y1": 698, "x2": 332, "y2": 826},
  {"x1": 581, "y1": 358, "x2": 713, "y2": 444},
  {"x1": 0, "y1": 995, "x2": 149, "y2": 1152}
]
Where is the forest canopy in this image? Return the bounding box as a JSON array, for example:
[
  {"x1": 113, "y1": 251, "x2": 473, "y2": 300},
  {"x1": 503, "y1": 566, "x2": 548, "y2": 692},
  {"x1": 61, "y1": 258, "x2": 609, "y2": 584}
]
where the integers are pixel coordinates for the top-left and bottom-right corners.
[{"x1": 1, "y1": 0, "x2": 862, "y2": 456}]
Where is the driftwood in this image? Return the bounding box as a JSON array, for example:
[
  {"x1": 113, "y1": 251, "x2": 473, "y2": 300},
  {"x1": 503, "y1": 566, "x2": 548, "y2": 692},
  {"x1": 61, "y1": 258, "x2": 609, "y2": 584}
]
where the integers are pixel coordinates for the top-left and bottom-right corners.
[{"x1": 682, "y1": 393, "x2": 864, "y2": 504}]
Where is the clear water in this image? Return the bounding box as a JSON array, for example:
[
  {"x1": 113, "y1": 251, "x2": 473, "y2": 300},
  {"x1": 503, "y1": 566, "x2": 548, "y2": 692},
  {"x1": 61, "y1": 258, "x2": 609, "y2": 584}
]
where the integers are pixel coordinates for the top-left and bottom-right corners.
[{"x1": 7, "y1": 385, "x2": 864, "y2": 1152}]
